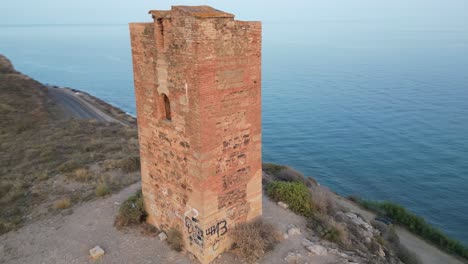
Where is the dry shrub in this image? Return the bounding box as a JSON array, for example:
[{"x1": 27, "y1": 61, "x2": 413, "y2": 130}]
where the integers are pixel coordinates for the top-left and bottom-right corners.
[
  {"x1": 53, "y1": 197, "x2": 71, "y2": 209},
  {"x1": 140, "y1": 222, "x2": 159, "y2": 237},
  {"x1": 114, "y1": 191, "x2": 146, "y2": 229},
  {"x1": 0, "y1": 181, "x2": 25, "y2": 204},
  {"x1": 310, "y1": 186, "x2": 337, "y2": 215},
  {"x1": 57, "y1": 161, "x2": 79, "y2": 173},
  {"x1": 72, "y1": 168, "x2": 93, "y2": 182},
  {"x1": 95, "y1": 183, "x2": 111, "y2": 197},
  {"x1": 231, "y1": 219, "x2": 278, "y2": 263},
  {"x1": 103, "y1": 157, "x2": 140, "y2": 173},
  {"x1": 167, "y1": 228, "x2": 184, "y2": 252},
  {"x1": 308, "y1": 214, "x2": 349, "y2": 246}
]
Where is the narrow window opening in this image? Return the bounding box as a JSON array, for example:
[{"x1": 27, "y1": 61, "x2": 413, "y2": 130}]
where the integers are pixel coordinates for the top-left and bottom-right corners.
[{"x1": 162, "y1": 94, "x2": 171, "y2": 121}]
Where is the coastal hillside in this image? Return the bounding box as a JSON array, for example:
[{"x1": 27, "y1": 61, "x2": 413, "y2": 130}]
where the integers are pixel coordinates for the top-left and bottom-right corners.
[
  {"x1": 0, "y1": 55, "x2": 140, "y2": 233},
  {"x1": 1, "y1": 55, "x2": 466, "y2": 264}
]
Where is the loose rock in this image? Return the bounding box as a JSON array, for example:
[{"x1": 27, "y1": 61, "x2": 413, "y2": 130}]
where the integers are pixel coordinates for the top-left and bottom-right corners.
[
  {"x1": 158, "y1": 232, "x2": 168, "y2": 241},
  {"x1": 287, "y1": 225, "x2": 301, "y2": 236},
  {"x1": 89, "y1": 246, "x2": 105, "y2": 260},
  {"x1": 306, "y1": 245, "x2": 327, "y2": 256},
  {"x1": 301, "y1": 238, "x2": 314, "y2": 247},
  {"x1": 284, "y1": 251, "x2": 303, "y2": 264},
  {"x1": 278, "y1": 201, "x2": 289, "y2": 209}
]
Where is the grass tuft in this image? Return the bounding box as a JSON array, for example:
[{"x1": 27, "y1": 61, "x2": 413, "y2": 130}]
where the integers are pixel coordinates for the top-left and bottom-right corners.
[
  {"x1": 53, "y1": 197, "x2": 71, "y2": 209},
  {"x1": 95, "y1": 183, "x2": 111, "y2": 197}
]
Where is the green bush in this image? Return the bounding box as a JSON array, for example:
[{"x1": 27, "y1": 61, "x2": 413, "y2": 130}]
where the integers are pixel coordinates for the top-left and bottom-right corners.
[
  {"x1": 353, "y1": 197, "x2": 468, "y2": 260},
  {"x1": 114, "y1": 190, "x2": 147, "y2": 228},
  {"x1": 263, "y1": 163, "x2": 286, "y2": 175},
  {"x1": 266, "y1": 181, "x2": 314, "y2": 217},
  {"x1": 263, "y1": 163, "x2": 317, "y2": 187}
]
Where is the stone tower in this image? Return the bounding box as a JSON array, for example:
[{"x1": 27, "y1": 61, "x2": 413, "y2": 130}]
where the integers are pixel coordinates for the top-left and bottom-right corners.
[{"x1": 129, "y1": 6, "x2": 262, "y2": 263}]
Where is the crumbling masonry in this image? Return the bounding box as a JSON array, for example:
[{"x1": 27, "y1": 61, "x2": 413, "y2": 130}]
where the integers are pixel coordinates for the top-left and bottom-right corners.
[{"x1": 129, "y1": 6, "x2": 262, "y2": 263}]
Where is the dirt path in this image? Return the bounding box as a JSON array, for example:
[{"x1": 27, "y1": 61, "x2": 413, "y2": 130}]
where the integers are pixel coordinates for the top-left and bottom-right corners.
[
  {"x1": 335, "y1": 196, "x2": 465, "y2": 264},
  {"x1": 0, "y1": 182, "x2": 190, "y2": 264},
  {"x1": 1, "y1": 183, "x2": 339, "y2": 264}
]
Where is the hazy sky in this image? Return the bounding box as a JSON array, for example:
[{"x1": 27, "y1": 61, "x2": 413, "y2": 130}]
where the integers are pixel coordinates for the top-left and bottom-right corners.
[{"x1": 1, "y1": 0, "x2": 468, "y2": 26}]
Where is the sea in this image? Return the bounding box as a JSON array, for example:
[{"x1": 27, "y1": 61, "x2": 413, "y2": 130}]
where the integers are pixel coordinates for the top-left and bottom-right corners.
[{"x1": 1, "y1": 21, "x2": 467, "y2": 244}]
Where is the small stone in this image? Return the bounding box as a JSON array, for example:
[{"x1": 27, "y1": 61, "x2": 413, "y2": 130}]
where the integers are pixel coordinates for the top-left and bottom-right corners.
[
  {"x1": 89, "y1": 246, "x2": 105, "y2": 260},
  {"x1": 278, "y1": 201, "x2": 289, "y2": 209},
  {"x1": 301, "y1": 238, "x2": 314, "y2": 247},
  {"x1": 284, "y1": 252, "x2": 303, "y2": 264},
  {"x1": 283, "y1": 233, "x2": 289, "y2": 240},
  {"x1": 287, "y1": 225, "x2": 301, "y2": 236},
  {"x1": 306, "y1": 245, "x2": 327, "y2": 256},
  {"x1": 158, "y1": 232, "x2": 168, "y2": 241},
  {"x1": 378, "y1": 247, "x2": 386, "y2": 257}
]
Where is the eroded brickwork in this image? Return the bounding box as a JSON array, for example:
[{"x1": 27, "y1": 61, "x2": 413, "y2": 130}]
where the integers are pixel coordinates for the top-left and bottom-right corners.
[{"x1": 129, "y1": 6, "x2": 262, "y2": 263}]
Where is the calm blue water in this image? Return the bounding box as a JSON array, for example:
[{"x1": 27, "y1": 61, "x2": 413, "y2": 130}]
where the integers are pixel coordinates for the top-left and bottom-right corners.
[{"x1": 1, "y1": 22, "x2": 467, "y2": 244}]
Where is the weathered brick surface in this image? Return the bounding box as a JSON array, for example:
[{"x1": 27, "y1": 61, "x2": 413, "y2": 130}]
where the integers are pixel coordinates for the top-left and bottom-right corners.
[{"x1": 129, "y1": 6, "x2": 262, "y2": 263}]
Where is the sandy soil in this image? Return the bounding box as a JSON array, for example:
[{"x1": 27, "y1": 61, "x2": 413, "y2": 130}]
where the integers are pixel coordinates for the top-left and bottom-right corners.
[
  {"x1": 1, "y1": 182, "x2": 339, "y2": 264},
  {"x1": 336, "y1": 196, "x2": 465, "y2": 264}
]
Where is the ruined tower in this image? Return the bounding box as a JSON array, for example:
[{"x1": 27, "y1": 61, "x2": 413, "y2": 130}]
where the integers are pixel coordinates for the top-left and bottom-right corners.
[{"x1": 129, "y1": 6, "x2": 262, "y2": 263}]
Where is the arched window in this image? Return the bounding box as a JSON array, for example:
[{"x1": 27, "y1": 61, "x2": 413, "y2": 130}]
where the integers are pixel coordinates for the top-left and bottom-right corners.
[{"x1": 162, "y1": 93, "x2": 171, "y2": 121}]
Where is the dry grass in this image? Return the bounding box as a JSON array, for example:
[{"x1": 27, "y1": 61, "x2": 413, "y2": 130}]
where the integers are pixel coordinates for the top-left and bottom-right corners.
[
  {"x1": 95, "y1": 183, "x2": 111, "y2": 197},
  {"x1": 231, "y1": 218, "x2": 278, "y2": 263},
  {"x1": 166, "y1": 228, "x2": 184, "y2": 252},
  {"x1": 72, "y1": 168, "x2": 93, "y2": 182},
  {"x1": 310, "y1": 186, "x2": 337, "y2": 215},
  {"x1": 53, "y1": 198, "x2": 71, "y2": 209},
  {"x1": 0, "y1": 54, "x2": 140, "y2": 234}
]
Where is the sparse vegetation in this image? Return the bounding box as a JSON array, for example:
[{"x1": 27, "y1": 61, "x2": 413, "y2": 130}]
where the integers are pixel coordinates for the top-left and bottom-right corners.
[
  {"x1": 353, "y1": 197, "x2": 468, "y2": 260},
  {"x1": 53, "y1": 198, "x2": 71, "y2": 209},
  {"x1": 307, "y1": 214, "x2": 348, "y2": 246},
  {"x1": 166, "y1": 228, "x2": 184, "y2": 252},
  {"x1": 0, "y1": 54, "x2": 140, "y2": 234},
  {"x1": 263, "y1": 163, "x2": 317, "y2": 187},
  {"x1": 114, "y1": 191, "x2": 146, "y2": 229},
  {"x1": 95, "y1": 183, "x2": 111, "y2": 197},
  {"x1": 103, "y1": 157, "x2": 140, "y2": 173},
  {"x1": 72, "y1": 168, "x2": 93, "y2": 182},
  {"x1": 231, "y1": 218, "x2": 278, "y2": 263},
  {"x1": 266, "y1": 181, "x2": 314, "y2": 217}
]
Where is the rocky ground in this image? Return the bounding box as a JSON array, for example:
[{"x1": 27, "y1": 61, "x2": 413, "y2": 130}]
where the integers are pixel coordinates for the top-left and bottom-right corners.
[{"x1": 0, "y1": 181, "x2": 384, "y2": 264}]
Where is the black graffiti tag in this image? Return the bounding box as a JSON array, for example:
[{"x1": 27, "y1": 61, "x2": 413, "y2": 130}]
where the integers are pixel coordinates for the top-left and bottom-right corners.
[
  {"x1": 185, "y1": 216, "x2": 204, "y2": 247},
  {"x1": 205, "y1": 220, "x2": 227, "y2": 238}
]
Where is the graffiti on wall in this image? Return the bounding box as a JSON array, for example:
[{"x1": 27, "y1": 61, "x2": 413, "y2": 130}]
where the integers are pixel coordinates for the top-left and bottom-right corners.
[{"x1": 184, "y1": 208, "x2": 229, "y2": 251}]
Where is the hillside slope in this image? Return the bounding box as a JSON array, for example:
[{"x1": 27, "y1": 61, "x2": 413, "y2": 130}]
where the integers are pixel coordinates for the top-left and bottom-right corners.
[{"x1": 0, "y1": 55, "x2": 140, "y2": 233}]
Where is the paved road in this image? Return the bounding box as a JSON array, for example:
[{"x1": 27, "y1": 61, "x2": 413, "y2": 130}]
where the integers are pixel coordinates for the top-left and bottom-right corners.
[
  {"x1": 47, "y1": 87, "x2": 123, "y2": 124},
  {"x1": 336, "y1": 196, "x2": 465, "y2": 264}
]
